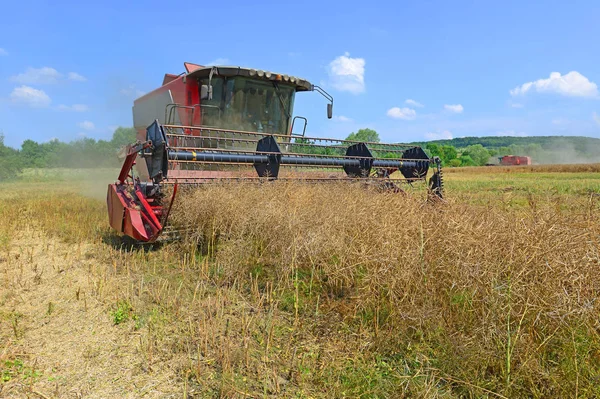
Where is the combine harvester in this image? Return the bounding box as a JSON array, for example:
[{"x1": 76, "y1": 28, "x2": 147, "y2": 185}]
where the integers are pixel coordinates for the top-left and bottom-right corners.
[
  {"x1": 107, "y1": 62, "x2": 444, "y2": 242},
  {"x1": 499, "y1": 155, "x2": 532, "y2": 166}
]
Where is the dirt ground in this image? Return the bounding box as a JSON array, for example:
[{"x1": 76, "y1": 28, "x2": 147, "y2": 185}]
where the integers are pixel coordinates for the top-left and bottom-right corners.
[{"x1": 0, "y1": 228, "x2": 181, "y2": 398}]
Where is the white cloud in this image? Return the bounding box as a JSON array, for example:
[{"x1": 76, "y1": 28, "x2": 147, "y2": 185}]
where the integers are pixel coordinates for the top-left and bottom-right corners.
[
  {"x1": 328, "y1": 52, "x2": 365, "y2": 94},
  {"x1": 386, "y1": 107, "x2": 416, "y2": 120},
  {"x1": 11, "y1": 67, "x2": 61, "y2": 84},
  {"x1": 120, "y1": 84, "x2": 145, "y2": 98},
  {"x1": 78, "y1": 121, "x2": 95, "y2": 130},
  {"x1": 70, "y1": 104, "x2": 88, "y2": 112},
  {"x1": 10, "y1": 66, "x2": 86, "y2": 84},
  {"x1": 10, "y1": 86, "x2": 51, "y2": 107},
  {"x1": 425, "y1": 130, "x2": 453, "y2": 140},
  {"x1": 593, "y1": 112, "x2": 600, "y2": 126},
  {"x1": 206, "y1": 58, "x2": 230, "y2": 65},
  {"x1": 333, "y1": 115, "x2": 353, "y2": 122},
  {"x1": 551, "y1": 118, "x2": 568, "y2": 125},
  {"x1": 509, "y1": 102, "x2": 524, "y2": 108},
  {"x1": 510, "y1": 71, "x2": 598, "y2": 98},
  {"x1": 57, "y1": 104, "x2": 89, "y2": 112},
  {"x1": 405, "y1": 99, "x2": 424, "y2": 108},
  {"x1": 68, "y1": 72, "x2": 86, "y2": 82},
  {"x1": 0, "y1": 48, "x2": 7, "y2": 56},
  {"x1": 444, "y1": 104, "x2": 464, "y2": 113}
]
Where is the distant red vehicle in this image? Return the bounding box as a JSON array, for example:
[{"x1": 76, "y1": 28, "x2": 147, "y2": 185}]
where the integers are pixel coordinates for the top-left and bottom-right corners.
[{"x1": 499, "y1": 155, "x2": 532, "y2": 166}]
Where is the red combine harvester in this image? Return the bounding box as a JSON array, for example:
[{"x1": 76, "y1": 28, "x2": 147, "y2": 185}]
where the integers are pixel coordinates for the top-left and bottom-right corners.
[
  {"x1": 499, "y1": 155, "x2": 532, "y2": 166},
  {"x1": 107, "y1": 62, "x2": 444, "y2": 242}
]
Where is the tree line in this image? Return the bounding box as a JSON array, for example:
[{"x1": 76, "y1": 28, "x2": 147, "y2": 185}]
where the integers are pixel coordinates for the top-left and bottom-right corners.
[
  {"x1": 348, "y1": 129, "x2": 600, "y2": 166},
  {"x1": 3, "y1": 127, "x2": 597, "y2": 181},
  {"x1": 344, "y1": 129, "x2": 494, "y2": 167},
  {"x1": 412, "y1": 135, "x2": 600, "y2": 164},
  {"x1": 0, "y1": 127, "x2": 137, "y2": 180}
]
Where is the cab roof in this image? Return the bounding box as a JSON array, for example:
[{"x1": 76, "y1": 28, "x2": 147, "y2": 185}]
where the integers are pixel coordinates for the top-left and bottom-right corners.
[{"x1": 183, "y1": 62, "x2": 313, "y2": 92}]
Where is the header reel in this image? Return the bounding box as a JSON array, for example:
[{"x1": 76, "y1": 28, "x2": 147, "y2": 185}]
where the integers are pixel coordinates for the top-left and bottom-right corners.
[{"x1": 108, "y1": 120, "x2": 444, "y2": 242}]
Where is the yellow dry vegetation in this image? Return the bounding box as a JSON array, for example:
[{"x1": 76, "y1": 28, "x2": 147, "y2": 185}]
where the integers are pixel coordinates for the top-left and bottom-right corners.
[{"x1": 1, "y1": 166, "x2": 599, "y2": 398}]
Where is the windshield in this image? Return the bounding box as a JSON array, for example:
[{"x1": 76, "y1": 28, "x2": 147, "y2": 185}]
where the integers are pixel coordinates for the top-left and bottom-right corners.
[{"x1": 200, "y1": 77, "x2": 295, "y2": 135}]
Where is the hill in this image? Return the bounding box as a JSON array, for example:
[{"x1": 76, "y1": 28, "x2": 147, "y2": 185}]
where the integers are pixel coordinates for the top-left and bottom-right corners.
[
  {"x1": 411, "y1": 135, "x2": 600, "y2": 164},
  {"x1": 412, "y1": 135, "x2": 600, "y2": 149}
]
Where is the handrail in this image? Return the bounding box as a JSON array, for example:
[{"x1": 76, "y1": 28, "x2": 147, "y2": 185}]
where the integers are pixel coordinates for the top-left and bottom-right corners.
[
  {"x1": 162, "y1": 124, "x2": 414, "y2": 148},
  {"x1": 164, "y1": 104, "x2": 199, "y2": 126}
]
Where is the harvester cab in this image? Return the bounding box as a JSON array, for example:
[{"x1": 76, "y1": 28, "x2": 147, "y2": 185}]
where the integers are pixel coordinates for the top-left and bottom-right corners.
[{"x1": 107, "y1": 62, "x2": 444, "y2": 242}]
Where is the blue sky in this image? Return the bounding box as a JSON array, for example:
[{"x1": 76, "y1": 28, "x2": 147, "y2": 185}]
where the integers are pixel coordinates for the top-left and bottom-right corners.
[{"x1": 1, "y1": 0, "x2": 600, "y2": 148}]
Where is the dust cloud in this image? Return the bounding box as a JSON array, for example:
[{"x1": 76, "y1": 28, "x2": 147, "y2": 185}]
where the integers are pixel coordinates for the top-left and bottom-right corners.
[{"x1": 532, "y1": 140, "x2": 600, "y2": 165}]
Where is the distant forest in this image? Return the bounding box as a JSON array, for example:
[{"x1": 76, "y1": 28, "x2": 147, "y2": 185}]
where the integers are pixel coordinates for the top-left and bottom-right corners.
[
  {"x1": 411, "y1": 135, "x2": 600, "y2": 165},
  {"x1": 0, "y1": 127, "x2": 137, "y2": 180}
]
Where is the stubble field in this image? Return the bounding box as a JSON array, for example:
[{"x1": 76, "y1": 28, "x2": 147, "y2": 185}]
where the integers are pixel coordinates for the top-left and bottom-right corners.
[{"x1": 1, "y1": 165, "x2": 599, "y2": 398}]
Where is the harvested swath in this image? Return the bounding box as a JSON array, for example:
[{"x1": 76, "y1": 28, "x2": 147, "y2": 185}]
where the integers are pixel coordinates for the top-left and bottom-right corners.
[{"x1": 170, "y1": 182, "x2": 600, "y2": 397}]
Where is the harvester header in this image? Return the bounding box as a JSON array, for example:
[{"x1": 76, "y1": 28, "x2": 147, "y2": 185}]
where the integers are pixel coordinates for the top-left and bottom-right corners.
[{"x1": 107, "y1": 62, "x2": 444, "y2": 242}]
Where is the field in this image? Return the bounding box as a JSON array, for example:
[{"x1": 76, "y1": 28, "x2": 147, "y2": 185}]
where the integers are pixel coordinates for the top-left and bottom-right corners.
[{"x1": 1, "y1": 165, "x2": 600, "y2": 398}]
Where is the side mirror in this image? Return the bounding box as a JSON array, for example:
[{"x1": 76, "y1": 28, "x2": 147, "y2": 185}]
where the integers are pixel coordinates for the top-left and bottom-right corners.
[
  {"x1": 327, "y1": 103, "x2": 333, "y2": 119},
  {"x1": 201, "y1": 84, "x2": 213, "y2": 101}
]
